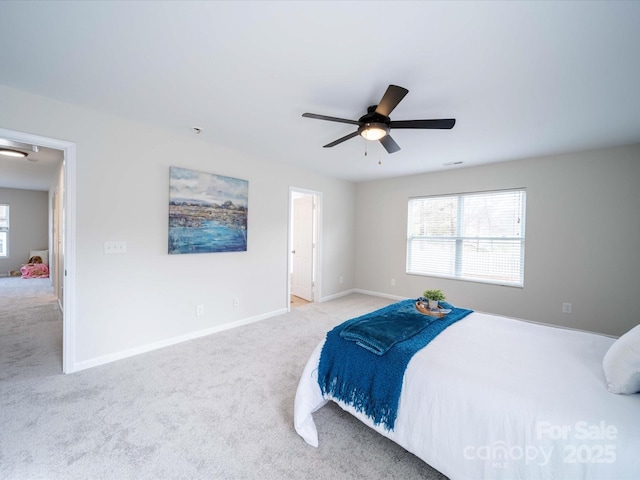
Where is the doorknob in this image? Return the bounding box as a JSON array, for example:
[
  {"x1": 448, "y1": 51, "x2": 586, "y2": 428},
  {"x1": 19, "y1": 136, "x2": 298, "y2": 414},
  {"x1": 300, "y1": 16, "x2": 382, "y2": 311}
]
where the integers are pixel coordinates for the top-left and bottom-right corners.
[{"x1": 291, "y1": 250, "x2": 296, "y2": 254}]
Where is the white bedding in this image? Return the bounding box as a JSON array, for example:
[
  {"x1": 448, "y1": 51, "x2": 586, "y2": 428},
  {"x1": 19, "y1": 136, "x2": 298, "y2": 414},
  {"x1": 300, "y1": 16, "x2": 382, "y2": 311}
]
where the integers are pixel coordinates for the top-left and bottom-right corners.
[{"x1": 294, "y1": 311, "x2": 640, "y2": 479}]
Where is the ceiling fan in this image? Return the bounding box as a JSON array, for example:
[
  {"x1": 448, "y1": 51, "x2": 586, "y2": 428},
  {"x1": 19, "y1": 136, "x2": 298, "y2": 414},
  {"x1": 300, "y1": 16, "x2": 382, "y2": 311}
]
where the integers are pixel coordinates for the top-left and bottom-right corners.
[{"x1": 302, "y1": 84, "x2": 455, "y2": 154}]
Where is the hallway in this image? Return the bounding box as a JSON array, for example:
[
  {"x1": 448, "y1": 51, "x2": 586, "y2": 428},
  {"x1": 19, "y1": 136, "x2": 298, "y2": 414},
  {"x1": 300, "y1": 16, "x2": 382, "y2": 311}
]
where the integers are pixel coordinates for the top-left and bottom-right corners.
[{"x1": 0, "y1": 277, "x2": 62, "y2": 380}]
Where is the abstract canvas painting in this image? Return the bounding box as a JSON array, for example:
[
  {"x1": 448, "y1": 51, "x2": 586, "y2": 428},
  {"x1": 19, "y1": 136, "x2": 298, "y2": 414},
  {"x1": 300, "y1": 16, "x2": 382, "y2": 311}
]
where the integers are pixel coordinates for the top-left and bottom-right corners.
[{"x1": 169, "y1": 166, "x2": 248, "y2": 254}]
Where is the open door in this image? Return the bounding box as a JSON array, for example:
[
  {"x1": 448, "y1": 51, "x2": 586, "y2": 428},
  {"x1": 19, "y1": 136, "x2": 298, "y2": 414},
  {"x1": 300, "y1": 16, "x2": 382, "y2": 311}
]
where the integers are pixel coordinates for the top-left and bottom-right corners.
[
  {"x1": 289, "y1": 188, "x2": 321, "y2": 307},
  {"x1": 291, "y1": 194, "x2": 314, "y2": 301},
  {"x1": 52, "y1": 186, "x2": 64, "y2": 310},
  {"x1": 0, "y1": 127, "x2": 76, "y2": 373}
]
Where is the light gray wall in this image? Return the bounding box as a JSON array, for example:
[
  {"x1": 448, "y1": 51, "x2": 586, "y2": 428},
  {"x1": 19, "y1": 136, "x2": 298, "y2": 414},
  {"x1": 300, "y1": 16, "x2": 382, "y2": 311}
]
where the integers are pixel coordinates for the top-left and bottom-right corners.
[
  {"x1": 355, "y1": 144, "x2": 640, "y2": 337},
  {"x1": 2, "y1": 78, "x2": 637, "y2": 370},
  {"x1": 0, "y1": 187, "x2": 49, "y2": 274},
  {"x1": 0, "y1": 84, "x2": 356, "y2": 369}
]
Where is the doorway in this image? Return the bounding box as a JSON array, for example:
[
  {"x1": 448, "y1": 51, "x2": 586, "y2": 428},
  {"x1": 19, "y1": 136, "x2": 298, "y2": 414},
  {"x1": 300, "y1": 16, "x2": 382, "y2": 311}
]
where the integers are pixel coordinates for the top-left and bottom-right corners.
[
  {"x1": 0, "y1": 127, "x2": 76, "y2": 373},
  {"x1": 288, "y1": 188, "x2": 321, "y2": 310}
]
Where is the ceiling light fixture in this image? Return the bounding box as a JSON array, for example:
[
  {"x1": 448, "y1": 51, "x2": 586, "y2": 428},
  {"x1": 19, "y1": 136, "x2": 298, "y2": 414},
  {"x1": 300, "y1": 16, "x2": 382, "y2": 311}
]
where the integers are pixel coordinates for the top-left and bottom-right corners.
[
  {"x1": 0, "y1": 139, "x2": 39, "y2": 158},
  {"x1": 359, "y1": 123, "x2": 389, "y2": 141},
  {"x1": 0, "y1": 148, "x2": 28, "y2": 158}
]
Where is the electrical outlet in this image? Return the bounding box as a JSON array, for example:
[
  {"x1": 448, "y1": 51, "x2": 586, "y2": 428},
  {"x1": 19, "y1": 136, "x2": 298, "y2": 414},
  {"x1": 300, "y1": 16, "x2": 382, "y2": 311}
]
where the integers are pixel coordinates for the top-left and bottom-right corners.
[
  {"x1": 196, "y1": 305, "x2": 204, "y2": 316},
  {"x1": 391, "y1": 279, "x2": 396, "y2": 286},
  {"x1": 562, "y1": 302, "x2": 572, "y2": 314},
  {"x1": 233, "y1": 298, "x2": 239, "y2": 308}
]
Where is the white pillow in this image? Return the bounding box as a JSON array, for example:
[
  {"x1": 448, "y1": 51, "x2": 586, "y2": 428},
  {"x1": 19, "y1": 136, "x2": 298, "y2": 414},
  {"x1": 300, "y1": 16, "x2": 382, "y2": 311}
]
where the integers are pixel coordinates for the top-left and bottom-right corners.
[
  {"x1": 30, "y1": 249, "x2": 49, "y2": 266},
  {"x1": 602, "y1": 324, "x2": 640, "y2": 394}
]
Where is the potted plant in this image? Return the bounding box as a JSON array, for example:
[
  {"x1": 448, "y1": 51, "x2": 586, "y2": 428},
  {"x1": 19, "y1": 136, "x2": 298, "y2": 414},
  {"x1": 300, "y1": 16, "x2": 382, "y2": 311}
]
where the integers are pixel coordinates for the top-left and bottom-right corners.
[{"x1": 423, "y1": 289, "x2": 446, "y2": 310}]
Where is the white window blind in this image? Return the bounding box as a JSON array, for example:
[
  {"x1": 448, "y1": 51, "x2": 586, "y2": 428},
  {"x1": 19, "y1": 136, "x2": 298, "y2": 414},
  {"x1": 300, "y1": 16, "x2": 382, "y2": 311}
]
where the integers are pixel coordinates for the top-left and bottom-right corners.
[
  {"x1": 406, "y1": 189, "x2": 526, "y2": 287},
  {"x1": 0, "y1": 204, "x2": 8, "y2": 258}
]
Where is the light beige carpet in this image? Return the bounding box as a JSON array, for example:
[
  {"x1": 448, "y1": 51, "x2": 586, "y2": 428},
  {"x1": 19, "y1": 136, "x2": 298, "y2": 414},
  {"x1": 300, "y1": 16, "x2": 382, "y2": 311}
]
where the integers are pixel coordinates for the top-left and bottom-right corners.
[{"x1": 0, "y1": 278, "x2": 447, "y2": 480}]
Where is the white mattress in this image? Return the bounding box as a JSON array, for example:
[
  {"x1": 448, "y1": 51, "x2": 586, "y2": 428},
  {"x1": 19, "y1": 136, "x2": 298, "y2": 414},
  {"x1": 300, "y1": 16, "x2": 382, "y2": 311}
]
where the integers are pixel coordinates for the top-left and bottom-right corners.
[{"x1": 294, "y1": 312, "x2": 640, "y2": 479}]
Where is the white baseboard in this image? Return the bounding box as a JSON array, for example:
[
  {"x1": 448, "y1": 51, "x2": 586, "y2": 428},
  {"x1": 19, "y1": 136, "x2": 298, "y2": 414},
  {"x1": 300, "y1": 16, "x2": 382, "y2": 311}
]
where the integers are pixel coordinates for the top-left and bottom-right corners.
[
  {"x1": 71, "y1": 307, "x2": 288, "y2": 373},
  {"x1": 319, "y1": 288, "x2": 355, "y2": 302},
  {"x1": 70, "y1": 290, "x2": 416, "y2": 373},
  {"x1": 353, "y1": 289, "x2": 408, "y2": 301},
  {"x1": 320, "y1": 288, "x2": 409, "y2": 303}
]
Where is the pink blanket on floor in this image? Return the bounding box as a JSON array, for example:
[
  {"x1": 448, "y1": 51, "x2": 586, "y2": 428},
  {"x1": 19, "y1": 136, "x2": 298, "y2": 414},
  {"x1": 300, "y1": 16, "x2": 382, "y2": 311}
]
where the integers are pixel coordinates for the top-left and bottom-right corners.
[{"x1": 21, "y1": 263, "x2": 49, "y2": 279}]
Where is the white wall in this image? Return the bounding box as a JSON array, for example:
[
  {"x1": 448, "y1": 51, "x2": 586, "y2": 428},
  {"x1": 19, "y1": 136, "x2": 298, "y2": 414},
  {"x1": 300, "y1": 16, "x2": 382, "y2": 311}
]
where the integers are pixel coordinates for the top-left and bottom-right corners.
[
  {"x1": 0, "y1": 84, "x2": 356, "y2": 370},
  {"x1": 355, "y1": 144, "x2": 640, "y2": 337},
  {"x1": 0, "y1": 187, "x2": 49, "y2": 274}
]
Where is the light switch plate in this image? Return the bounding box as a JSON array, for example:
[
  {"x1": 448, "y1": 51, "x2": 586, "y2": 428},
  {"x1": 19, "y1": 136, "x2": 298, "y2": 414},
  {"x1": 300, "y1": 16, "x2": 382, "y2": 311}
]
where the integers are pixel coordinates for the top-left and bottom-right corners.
[{"x1": 104, "y1": 241, "x2": 127, "y2": 254}]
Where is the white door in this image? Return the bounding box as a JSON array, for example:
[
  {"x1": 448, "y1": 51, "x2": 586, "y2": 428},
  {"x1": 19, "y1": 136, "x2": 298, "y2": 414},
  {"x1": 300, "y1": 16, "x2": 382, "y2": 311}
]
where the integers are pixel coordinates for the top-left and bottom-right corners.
[
  {"x1": 291, "y1": 195, "x2": 314, "y2": 301},
  {"x1": 53, "y1": 188, "x2": 64, "y2": 309},
  {"x1": 52, "y1": 191, "x2": 60, "y2": 298}
]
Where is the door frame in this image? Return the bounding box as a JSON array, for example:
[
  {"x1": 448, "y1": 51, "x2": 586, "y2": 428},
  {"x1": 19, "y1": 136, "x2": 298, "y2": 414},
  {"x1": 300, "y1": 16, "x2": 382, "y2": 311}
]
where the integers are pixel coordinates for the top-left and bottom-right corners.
[
  {"x1": 287, "y1": 187, "x2": 322, "y2": 311},
  {"x1": 0, "y1": 127, "x2": 76, "y2": 374}
]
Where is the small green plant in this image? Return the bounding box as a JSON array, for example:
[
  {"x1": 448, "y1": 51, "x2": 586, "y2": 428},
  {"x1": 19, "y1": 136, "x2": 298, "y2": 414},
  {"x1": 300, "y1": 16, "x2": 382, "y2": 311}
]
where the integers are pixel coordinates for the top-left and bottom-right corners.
[{"x1": 422, "y1": 289, "x2": 446, "y2": 301}]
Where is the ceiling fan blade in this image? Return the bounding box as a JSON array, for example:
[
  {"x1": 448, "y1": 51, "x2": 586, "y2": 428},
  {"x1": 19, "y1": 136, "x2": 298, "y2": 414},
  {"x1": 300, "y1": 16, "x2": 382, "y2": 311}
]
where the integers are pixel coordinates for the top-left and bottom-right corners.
[
  {"x1": 380, "y1": 135, "x2": 401, "y2": 154},
  {"x1": 375, "y1": 85, "x2": 409, "y2": 117},
  {"x1": 302, "y1": 113, "x2": 360, "y2": 126},
  {"x1": 391, "y1": 119, "x2": 456, "y2": 129},
  {"x1": 323, "y1": 131, "x2": 360, "y2": 148}
]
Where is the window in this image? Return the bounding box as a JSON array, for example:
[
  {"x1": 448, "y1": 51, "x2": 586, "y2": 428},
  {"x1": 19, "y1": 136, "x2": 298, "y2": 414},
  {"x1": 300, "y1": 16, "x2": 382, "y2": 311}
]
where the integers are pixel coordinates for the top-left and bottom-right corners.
[
  {"x1": 0, "y1": 204, "x2": 8, "y2": 258},
  {"x1": 407, "y1": 189, "x2": 526, "y2": 287}
]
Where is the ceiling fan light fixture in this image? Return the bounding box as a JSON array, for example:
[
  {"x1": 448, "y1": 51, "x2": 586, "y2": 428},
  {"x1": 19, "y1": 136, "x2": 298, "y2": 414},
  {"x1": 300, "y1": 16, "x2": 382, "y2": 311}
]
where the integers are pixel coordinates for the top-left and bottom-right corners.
[
  {"x1": 0, "y1": 148, "x2": 28, "y2": 158},
  {"x1": 360, "y1": 123, "x2": 389, "y2": 141},
  {"x1": 302, "y1": 84, "x2": 455, "y2": 154}
]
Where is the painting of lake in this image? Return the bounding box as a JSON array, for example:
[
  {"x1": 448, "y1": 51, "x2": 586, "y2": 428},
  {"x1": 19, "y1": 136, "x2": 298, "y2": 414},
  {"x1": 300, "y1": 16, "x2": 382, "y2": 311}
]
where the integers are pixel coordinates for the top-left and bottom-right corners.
[{"x1": 169, "y1": 166, "x2": 248, "y2": 254}]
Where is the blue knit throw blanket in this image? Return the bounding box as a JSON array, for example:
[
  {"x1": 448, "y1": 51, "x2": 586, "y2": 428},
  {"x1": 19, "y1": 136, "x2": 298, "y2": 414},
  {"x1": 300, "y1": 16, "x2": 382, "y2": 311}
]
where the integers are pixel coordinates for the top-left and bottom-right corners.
[{"x1": 318, "y1": 299, "x2": 473, "y2": 431}]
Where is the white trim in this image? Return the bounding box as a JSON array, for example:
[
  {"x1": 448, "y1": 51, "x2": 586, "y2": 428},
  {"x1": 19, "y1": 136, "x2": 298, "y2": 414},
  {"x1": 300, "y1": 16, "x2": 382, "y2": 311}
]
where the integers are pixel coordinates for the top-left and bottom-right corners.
[
  {"x1": 0, "y1": 128, "x2": 76, "y2": 374},
  {"x1": 319, "y1": 288, "x2": 356, "y2": 302},
  {"x1": 72, "y1": 308, "x2": 288, "y2": 372},
  {"x1": 62, "y1": 144, "x2": 76, "y2": 373},
  {"x1": 353, "y1": 289, "x2": 408, "y2": 301}
]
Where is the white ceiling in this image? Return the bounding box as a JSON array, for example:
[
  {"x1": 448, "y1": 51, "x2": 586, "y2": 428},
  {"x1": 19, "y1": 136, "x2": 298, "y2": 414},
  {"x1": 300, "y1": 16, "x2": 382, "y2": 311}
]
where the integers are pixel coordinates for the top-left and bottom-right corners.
[{"x1": 1, "y1": 1, "x2": 639, "y2": 187}]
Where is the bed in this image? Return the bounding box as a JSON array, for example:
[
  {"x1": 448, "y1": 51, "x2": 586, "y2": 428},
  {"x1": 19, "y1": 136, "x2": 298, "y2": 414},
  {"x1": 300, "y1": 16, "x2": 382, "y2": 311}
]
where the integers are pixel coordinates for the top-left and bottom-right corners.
[
  {"x1": 294, "y1": 300, "x2": 640, "y2": 479},
  {"x1": 20, "y1": 249, "x2": 50, "y2": 279}
]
